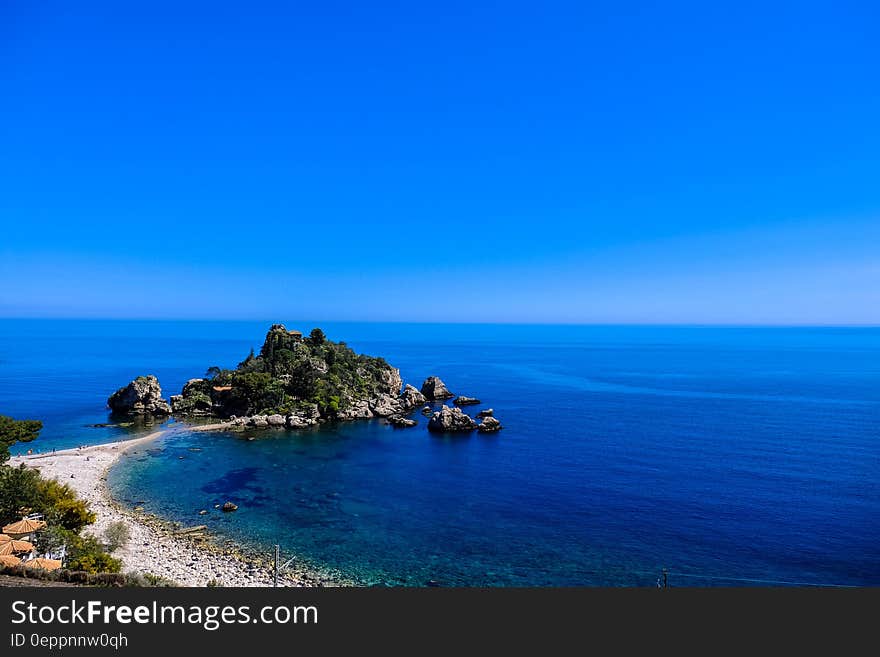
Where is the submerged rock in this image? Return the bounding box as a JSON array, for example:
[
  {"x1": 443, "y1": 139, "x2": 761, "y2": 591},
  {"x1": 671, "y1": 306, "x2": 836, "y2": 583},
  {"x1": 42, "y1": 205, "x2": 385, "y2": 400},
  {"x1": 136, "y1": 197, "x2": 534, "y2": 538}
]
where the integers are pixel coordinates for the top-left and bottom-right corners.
[
  {"x1": 428, "y1": 405, "x2": 477, "y2": 433},
  {"x1": 107, "y1": 375, "x2": 172, "y2": 416},
  {"x1": 453, "y1": 396, "x2": 481, "y2": 406},
  {"x1": 477, "y1": 416, "x2": 502, "y2": 433},
  {"x1": 420, "y1": 376, "x2": 454, "y2": 401},
  {"x1": 221, "y1": 502, "x2": 238, "y2": 512}
]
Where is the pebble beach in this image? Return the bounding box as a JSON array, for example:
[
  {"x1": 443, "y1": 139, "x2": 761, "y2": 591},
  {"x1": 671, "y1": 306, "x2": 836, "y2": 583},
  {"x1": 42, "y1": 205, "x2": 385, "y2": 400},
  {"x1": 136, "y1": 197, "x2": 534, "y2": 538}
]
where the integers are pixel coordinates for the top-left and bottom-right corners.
[{"x1": 8, "y1": 432, "x2": 340, "y2": 587}]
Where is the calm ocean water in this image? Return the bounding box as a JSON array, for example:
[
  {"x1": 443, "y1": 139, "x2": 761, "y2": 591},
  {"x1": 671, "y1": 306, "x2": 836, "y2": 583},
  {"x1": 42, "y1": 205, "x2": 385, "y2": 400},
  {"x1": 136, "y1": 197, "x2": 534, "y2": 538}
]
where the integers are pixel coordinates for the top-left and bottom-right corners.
[{"x1": 1, "y1": 320, "x2": 878, "y2": 586}]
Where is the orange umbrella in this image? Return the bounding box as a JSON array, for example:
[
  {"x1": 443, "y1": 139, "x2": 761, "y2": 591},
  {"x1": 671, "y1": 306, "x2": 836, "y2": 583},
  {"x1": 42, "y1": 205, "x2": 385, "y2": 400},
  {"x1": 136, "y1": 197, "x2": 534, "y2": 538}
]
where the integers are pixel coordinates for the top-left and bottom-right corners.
[
  {"x1": 0, "y1": 539, "x2": 33, "y2": 556},
  {"x1": 0, "y1": 555, "x2": 22, "y2": 567},
  {"x1": 2, "y1": 518, "x2": 46, "y2": 535},
  {"x1": 0, "y1": 534, "x2": 12, "y2": 542},
  {"x1": 25, "y1": 558, "x2": 62, "y2": 571}
]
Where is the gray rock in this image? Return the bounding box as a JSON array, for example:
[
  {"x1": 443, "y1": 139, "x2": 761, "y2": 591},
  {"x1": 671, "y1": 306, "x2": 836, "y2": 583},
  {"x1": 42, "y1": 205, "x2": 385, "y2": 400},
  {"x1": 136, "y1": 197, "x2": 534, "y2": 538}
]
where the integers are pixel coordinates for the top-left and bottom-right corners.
[
  {"x1": 428, "y1": 405, "x2": 477, "y2": 433},
  {"x1": 421, "y1": 405, "x2": 433, "y2": 416},
  {"x1": 454, "y1": 396, "x2": 481, "y2": 406},
  {"x1": 378, "y1": 367, "x2": 404, "y2": 396},
  {"x1": 477, "y1": 416, "x2": 502, "y2": 433},
  {"x1": 266, "y1": 414, "x2": 286, "y2": 427},
  {"x1": 420, "y1": 376, "x2": 454, "y2": 401},
  {"x1": 337, "y1": 400, "x2": 374, "y2": 420},
  {"x1": 107, "y1": 375, "x2": 172, "y2": 416},
  {"x1": 388, "y1": 416, "x2": 418, "y2": 428},
  {"x1": 286, "y1": 415, "x2": 310, "y2": 429},
  {"x1": 476, "y1": 408, "x2": 494, "y2": 418},
  {"x1": 221, "y1": 502, "x2": 238, "y2": 512},
  {"x1": 400, "y1": 384, "x2": 428, "y2": 409},
  {"x1": 302, "y1": 403, "x2": 321, "y2": 420},
  {"x1": 370, "y1": 393, "x2": 403, "y2": 417}
]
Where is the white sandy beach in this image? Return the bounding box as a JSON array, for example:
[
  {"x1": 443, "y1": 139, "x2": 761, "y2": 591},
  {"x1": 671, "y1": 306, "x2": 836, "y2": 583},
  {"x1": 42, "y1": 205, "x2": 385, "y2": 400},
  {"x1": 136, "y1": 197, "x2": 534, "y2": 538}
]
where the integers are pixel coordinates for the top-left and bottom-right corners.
[{"x1": 8, "y1": 432, "x2": 335, "y2": 587}]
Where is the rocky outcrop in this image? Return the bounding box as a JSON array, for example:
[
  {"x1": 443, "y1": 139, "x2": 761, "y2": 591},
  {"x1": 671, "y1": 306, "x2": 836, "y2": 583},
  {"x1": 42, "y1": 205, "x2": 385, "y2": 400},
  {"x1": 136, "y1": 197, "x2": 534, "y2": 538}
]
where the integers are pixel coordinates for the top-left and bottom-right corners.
[
  {"x1": 454, "y1": 396, "x2": 480, "y2": 406},
  {"x1": 421, "y1": 376, "x2": 454, "y2": 401},
  {"x1": 400, "y1": 384, "x2": 427, "y2": 409},
  {"x1": 378, "y1": 367, "x2": 403, "y2": 396},
  {"x1": 370, "y1": 393, "x2": 403, "y2": 418},
  {"x1": 337, "y1": 400, "x2": 373, "y2": 420},
  {"x1": 476, "y1": 408, "x2": 494, "y2": 418},
  {"x1": 477, "y1": 416, "x2": 502, "y2": 433},
  {"x1": 427, "y1": 405, "x2": 477, "y2": 433},
  {"x1": 267, "y1": 414, "x2": 286, "y2": 427},
  {"x1": 171, "y1": 378, "x2": 213, "y2": 415},
  {"x1": 108, "y1": 376, "x2": 172, "y2": 416},
  {"x1": 388, "y1": 416, "x2": 418, "y2": 428},
  {"x1": 286, "y1": 414, "x2": 314, "y2": 429},
  {"x1": 221, "y1": 502, "x2": 238, "y2": 512}
]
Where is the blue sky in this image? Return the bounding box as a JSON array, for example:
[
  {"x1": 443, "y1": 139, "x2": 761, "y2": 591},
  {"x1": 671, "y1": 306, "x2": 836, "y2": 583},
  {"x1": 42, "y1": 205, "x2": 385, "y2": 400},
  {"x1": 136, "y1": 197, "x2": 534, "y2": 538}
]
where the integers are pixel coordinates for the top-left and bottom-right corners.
[{"x1": 1, "y1": 1, "x2": 878, "y2": 323}]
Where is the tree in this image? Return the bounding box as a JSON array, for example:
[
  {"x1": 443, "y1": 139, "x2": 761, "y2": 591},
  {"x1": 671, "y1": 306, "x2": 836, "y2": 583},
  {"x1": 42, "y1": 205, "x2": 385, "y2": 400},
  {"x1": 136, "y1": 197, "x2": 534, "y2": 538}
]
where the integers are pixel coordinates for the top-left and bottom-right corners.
[
  {"x1": 0, "y1": 415, "x2": 42, "y2": 464},
  {"x1": 205, "y1": 366, "x2": 222, "y2": 379},
  {"x1": 36, "y1": 477, "x2": 96, "y2": 531},
  {"x1": 0, "y1": 465, "x2": 95, "y2": 530},
  {"x1": 0, "y1": 465, "x2": 41, "y2": 523},
  {"x1": 308, "y1": 328, "x2": 327, "y2": 345}
]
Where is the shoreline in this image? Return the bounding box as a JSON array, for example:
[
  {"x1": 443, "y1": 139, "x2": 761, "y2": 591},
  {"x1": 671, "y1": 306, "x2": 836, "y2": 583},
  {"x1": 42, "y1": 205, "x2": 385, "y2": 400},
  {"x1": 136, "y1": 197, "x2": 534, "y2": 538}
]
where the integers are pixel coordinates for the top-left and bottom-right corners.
[{"x1": 8, "y1": 431, "x2": 344, "y2": 587}]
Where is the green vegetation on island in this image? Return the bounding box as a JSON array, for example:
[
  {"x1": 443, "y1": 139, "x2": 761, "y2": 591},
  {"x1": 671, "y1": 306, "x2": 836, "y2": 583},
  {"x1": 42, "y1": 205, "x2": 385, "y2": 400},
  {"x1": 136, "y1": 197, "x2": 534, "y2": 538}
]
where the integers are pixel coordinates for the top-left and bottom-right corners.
[{"x1": 165, "y1": 324, "x2": 405, "y2": 424}]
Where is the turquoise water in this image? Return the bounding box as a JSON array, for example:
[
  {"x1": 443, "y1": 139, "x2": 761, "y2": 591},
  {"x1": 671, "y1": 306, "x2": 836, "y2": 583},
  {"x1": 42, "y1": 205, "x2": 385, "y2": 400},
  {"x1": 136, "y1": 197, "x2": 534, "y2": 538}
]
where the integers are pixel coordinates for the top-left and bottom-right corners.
[{"x1": 2, "y1": 320, "x2": 879, "y2": 585}]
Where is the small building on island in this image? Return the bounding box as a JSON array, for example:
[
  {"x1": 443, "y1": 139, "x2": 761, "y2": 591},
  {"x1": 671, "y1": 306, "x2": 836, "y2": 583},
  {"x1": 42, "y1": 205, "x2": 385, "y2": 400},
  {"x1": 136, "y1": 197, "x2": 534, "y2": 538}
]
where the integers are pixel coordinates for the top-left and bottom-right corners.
[{"x1": 287, "y1": 330, "x2": 303, "y2": 341}]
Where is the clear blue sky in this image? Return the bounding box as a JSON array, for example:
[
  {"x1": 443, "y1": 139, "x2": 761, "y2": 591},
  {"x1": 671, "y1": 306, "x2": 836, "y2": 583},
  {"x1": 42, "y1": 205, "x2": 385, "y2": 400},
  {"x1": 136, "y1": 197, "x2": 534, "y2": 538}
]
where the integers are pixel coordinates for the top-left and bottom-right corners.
[{"x1": 1, "y1": 1, "x2": 878, "y2": 323}]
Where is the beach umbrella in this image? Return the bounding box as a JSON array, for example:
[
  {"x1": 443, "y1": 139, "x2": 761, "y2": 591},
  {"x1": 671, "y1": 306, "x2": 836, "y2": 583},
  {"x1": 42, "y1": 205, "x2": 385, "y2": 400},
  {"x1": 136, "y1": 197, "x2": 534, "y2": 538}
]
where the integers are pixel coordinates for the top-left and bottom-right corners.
[
  {"x1": 0, "y1": 539, "x2": 34, "y2": 556},
  {"x1": 0, "y1": 534, "x2": 12, "y2": 542},
  {"x1": 25, "y1": 558, "x2": 62, "y2": 572},
  {"x1": 0, "y1": 555, "x2": 22, "y2": 567},
  {"x1": 2, "y1": 517, "x2": 46, "y2": 536}
]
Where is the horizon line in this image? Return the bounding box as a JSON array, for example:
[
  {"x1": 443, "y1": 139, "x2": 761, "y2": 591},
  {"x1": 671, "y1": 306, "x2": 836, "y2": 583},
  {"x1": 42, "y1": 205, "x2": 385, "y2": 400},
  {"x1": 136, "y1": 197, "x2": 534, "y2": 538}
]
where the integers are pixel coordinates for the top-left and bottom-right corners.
[{"x1": 1, "y1": 316, "x2": 878, "y2": 329}]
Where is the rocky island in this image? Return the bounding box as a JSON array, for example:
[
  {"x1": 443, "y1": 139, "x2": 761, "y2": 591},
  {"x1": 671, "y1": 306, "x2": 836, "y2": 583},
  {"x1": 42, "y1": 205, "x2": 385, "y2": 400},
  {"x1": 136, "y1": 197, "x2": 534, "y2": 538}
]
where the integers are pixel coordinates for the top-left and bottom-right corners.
[{"x1": 107, "y1": 324, "x2": 501, "y2": 435}]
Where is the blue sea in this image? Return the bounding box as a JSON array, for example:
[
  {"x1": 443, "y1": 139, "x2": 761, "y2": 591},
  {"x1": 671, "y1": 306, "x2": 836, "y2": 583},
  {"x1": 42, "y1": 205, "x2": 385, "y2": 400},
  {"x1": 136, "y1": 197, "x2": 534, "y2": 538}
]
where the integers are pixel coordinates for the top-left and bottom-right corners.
[{"x1": 1, "y1": 320, "x2": 878, "y2": 586}]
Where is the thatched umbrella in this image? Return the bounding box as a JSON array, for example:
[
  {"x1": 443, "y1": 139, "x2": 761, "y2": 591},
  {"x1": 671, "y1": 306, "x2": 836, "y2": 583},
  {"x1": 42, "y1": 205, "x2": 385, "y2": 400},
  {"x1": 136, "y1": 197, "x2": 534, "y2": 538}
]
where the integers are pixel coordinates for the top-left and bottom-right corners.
[
  {"x1": 2, "y1": 517, "x2": 46, "y2": 537},
  {"x1": 0, "y1": 555, "x2": 22, "y2": 567},
  {"x1": 0, "y1": 539, "x2": 34, "y2": 556},
  {"x1": 25, "y1": 558, "x2": 62, "y2": 571},
  {"x1": 0, "y1": 533, "x2": 12, "y2": 542}
]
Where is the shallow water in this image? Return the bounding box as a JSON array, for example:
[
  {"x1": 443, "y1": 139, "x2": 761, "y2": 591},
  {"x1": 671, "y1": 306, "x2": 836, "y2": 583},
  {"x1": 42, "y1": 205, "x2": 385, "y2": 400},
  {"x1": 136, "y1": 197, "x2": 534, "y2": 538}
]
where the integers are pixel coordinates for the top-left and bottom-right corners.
[{"x1": 2, "y1": 320, "x2": 879, "y2": 585}]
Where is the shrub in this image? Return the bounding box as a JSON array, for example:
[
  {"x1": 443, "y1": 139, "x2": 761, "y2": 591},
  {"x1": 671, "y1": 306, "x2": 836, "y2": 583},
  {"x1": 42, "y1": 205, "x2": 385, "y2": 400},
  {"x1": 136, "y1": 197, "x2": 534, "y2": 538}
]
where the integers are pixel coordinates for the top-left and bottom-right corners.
[
  {"x1": 66, "y1": 533, "x2": 121, "y2": 574},
  {"x1": 104, "y1": 521, "x2": 130, "y2": 552}
]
